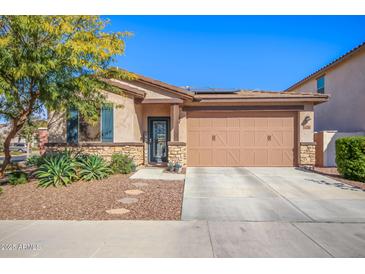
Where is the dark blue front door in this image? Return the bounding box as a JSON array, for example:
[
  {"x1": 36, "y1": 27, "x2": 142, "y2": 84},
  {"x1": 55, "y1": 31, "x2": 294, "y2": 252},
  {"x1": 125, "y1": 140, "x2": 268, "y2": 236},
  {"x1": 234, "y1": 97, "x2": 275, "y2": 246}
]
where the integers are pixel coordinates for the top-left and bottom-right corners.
[{"x1": 148, "y1": 117, "x2": 169, "y2": 163}]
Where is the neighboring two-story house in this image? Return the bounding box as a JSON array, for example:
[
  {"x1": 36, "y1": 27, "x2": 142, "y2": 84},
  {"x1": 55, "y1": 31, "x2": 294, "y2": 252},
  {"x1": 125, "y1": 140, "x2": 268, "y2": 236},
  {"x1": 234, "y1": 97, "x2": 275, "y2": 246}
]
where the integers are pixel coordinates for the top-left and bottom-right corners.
[{"x1": 286, "y1": 41, "x2": 365, "y2": 166}]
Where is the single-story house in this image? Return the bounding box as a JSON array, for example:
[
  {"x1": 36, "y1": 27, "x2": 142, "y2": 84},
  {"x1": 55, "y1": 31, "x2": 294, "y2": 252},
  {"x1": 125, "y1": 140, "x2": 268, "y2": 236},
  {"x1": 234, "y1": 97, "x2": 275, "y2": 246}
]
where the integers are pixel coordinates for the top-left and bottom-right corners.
[{"x1": 46, "y1": 72, "x2": 328, "y2": 168}]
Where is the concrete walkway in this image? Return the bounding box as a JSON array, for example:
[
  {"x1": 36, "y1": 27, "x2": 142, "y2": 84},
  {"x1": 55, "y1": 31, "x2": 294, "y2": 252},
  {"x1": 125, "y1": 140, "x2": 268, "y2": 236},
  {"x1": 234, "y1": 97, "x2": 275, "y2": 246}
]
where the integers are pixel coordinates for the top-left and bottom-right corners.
[
  {"x1": 130, "y1": 167, "x2": 185, "y2": 181},
  {"x1": 182, "y1": 167, "x2": 365, "y2": 222},
  {"x1": 1, "y1": 220, "x2": 365, "y2": 257}
]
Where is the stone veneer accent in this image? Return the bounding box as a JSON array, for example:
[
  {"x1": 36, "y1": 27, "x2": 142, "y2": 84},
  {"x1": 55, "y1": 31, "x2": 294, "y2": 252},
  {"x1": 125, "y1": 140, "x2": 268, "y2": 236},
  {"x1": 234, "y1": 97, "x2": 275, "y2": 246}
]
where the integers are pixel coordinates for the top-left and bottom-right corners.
[
  {"x1": 167, "y1": 142, "x2": 187, "y2": 166},
  {"x1": 299, "y1": 142, "x2": 316, "y2": 168},
  {"x1": 45, "y1": 142, "x2": 144, "y2": 166}
]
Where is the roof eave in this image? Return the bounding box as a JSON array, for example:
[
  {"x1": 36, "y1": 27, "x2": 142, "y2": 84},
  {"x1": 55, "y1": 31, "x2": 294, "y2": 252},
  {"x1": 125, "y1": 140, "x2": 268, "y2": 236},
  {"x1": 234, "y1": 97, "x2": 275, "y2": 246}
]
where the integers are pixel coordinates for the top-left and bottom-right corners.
[
  {"x1": 285, "y1": 41, "x2": 365, "y2": 92},
  {"x1": 194, "y1": 96, "x2": 329, "y2": 105},
  {"x1": 135, "y1": 78, "x2": 194, "y2": 100}
]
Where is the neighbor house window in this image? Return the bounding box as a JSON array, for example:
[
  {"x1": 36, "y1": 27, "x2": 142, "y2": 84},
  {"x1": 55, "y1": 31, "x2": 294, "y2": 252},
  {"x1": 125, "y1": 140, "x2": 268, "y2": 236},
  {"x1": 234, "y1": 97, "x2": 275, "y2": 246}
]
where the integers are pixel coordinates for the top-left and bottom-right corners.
[
  {"x1": 317, "y1": 76, "x2": 325, "y2": 94},
  {"x1": 66, "y1": 105, "x2": 113, "y2": 144}
]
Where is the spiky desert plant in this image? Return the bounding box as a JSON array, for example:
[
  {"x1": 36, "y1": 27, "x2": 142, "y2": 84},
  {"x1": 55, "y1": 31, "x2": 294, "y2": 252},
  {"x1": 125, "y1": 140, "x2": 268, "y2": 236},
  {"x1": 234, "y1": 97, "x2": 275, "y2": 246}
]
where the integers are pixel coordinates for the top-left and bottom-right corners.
[
  {"x1": 77, "y1": 155, "x2": 112, "y2": 181},
  {"x1": 35, "y1": 154, "x2": 78, "y2": 187}
]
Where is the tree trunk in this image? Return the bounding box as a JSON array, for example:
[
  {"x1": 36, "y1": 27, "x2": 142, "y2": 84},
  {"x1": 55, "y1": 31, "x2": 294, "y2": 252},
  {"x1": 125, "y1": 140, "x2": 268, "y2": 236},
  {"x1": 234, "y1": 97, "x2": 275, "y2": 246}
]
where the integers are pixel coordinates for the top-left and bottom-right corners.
[{"x1": 0, "y1": 120, "x2": 27, "y2": 178}]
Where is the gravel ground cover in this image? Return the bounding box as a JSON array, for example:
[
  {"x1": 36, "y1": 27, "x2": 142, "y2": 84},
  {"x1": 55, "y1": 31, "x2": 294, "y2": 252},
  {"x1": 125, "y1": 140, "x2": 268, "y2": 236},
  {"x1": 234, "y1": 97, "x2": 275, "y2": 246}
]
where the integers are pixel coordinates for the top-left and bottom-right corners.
[{"x1": 0, "y1": 174, "x2": 184, "y2": 220}]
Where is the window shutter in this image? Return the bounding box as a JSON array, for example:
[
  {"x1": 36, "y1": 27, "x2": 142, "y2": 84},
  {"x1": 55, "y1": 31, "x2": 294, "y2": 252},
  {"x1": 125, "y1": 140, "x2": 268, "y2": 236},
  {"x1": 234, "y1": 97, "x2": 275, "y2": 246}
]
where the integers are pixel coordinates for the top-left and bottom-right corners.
[
  {"x1": 102, "y1": 105, "x2": 114, "y2": 142},
  {"x1": 67, "y1": 109, "x2": 79, "y2": 144}
]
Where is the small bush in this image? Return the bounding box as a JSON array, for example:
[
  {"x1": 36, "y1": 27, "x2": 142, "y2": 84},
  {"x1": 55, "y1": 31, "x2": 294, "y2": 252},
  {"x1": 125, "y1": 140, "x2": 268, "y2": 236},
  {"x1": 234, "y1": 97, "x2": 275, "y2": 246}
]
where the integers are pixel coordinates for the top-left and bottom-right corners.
[
  {"x1": 0, "y1": 186, "x2": 3, "y2": 194},
  {"x1": 336, "y1": 136, "x2": 365, "y2": 182},
  {"x1": 26, "y1": 155, "x2": 43, "y2": 167},
  {"x1": 110, "y1": 153, "x2": 136, "y2": 174},
  {"x1": 77, "y1": 155, "x2": 112, "y2": 181},
  {"x1": 8, "y1": 171, "x2": 29, "y2": 185},
  {"x1": 35, "y1": 154, "x2": 78, "y2": 187}
]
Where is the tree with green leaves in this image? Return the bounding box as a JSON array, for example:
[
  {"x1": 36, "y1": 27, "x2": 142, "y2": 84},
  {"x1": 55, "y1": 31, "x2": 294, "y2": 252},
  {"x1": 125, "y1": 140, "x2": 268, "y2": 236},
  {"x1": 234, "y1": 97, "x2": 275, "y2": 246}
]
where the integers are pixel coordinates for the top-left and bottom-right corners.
[
  {"x1": 18, "y1": 116, "x2": 46, "y2": 157},
  {"x1": 0, "y1": 16, "x2": 133, "y2": 177}
]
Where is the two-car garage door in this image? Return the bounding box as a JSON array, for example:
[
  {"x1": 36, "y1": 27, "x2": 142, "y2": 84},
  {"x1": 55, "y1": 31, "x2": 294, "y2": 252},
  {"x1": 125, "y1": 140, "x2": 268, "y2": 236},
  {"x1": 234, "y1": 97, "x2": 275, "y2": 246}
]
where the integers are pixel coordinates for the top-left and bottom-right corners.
[{"x1": 187, "y1": 111, "x2": 297, "y2": 167}]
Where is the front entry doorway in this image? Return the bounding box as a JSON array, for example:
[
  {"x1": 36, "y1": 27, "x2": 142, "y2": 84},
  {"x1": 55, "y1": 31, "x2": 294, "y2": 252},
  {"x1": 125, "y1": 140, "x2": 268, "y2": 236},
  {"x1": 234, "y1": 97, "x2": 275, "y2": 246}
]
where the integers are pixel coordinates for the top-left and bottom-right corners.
[{"x1": 148, "y1": 117, "x2": 170, "y2": 164}]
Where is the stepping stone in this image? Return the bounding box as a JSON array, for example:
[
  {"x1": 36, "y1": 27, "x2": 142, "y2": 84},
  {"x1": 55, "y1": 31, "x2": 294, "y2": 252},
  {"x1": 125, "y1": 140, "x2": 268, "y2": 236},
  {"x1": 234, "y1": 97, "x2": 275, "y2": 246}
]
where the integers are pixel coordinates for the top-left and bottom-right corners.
[
  {"x1": 132, "y1": 182, "x2": 148, "y2": 188},
  {"x1": 106, "y1": 208, "x2": 130, "y2": 215},
  {"x1": 118, "y1": 197, "x2": 139, "y2": 204},
  {"x1": 125, "y1": 189, "x2": 144, "y2": 195}
]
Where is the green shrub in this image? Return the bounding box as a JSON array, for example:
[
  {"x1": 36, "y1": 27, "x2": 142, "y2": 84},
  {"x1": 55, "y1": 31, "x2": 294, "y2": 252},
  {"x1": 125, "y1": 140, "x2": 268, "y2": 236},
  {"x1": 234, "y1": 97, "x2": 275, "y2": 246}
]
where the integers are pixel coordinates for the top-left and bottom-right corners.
[
  {"x1": 26, "y1": 155, "x2": 43, "y2": 167},
  {"x1": 110, "y1": 153, "x2": 136, "y2": 174},
  {"x1": 336, "y1": 136, "x2": 365, "y2": 182},
  {"x1": 35, "y1": 154, "x2": 78, "y2": 187},
  {"x1": 77, "y1": 155, "x2": 112, "y2": 181},
  {"x1": 0, "y1": 186, "x2": 3, "y2": 194},
  {"x1": 8, "y1": 171, "x2": 29, "y2": 185}
]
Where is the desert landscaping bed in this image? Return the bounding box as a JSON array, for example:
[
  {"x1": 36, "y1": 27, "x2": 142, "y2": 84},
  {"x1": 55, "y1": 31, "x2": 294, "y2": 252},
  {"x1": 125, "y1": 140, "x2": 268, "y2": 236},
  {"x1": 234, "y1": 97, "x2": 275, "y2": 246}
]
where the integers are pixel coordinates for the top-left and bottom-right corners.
[
  {"x1": 0, "y1": 174, "x2": 184, "y2": 220},
  {"x1": 314, "y1": 167, "x2": 365, "y2": 190}
]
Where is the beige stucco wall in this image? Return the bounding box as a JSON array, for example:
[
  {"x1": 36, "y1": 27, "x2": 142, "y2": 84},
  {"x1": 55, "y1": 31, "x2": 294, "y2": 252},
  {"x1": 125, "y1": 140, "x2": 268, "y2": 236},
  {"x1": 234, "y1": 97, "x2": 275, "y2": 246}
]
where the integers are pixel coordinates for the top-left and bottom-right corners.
[
  {"x1": 48, "y1": 111, "x2": 67, "y2": 143},
  {"x1": 48, "y1": 91, "x2": 143, "y2": 143},
  {"x1": 179, "y1": 109, "x2": 187, "y2": 143},
  {"x1": 104, "y1": 91, "x2": 142, "y2": 142},
  {"x1": 298, "y1": 106, "x2": 315, "y2": 143},
  {"x1": 290, "y1": 48, "x2": 365, "y2": 132}
]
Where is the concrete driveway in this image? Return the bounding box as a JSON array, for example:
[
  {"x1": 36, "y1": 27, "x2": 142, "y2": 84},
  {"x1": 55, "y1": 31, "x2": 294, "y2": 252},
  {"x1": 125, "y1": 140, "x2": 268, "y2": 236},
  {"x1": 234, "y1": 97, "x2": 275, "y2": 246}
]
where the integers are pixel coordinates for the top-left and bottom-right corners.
[
  {"x1": 182, "y1": 167, "x2": 365, "y2": 222},
  {"x1": 1, "y1": 167, "x2": 365, "y2": 258}
]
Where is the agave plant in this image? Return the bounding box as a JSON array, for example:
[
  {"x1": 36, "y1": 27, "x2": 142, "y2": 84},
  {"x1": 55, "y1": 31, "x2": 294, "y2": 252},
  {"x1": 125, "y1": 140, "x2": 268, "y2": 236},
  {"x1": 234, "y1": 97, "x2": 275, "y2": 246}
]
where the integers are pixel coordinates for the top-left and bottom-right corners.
[
  {"x1": 77, "y1": 155, "x2": 112, "y2": 181},
  {"x1": 35, "y1": 155, "x2": 78, "y2": 188}
]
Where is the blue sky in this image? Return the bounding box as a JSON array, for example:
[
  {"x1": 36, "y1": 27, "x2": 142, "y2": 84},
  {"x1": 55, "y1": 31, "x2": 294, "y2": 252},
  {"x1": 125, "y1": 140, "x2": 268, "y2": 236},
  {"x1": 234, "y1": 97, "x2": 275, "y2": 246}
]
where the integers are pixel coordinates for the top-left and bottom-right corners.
[{"x1": 105, "y1": 15, "x2": 365, "y2": 91}]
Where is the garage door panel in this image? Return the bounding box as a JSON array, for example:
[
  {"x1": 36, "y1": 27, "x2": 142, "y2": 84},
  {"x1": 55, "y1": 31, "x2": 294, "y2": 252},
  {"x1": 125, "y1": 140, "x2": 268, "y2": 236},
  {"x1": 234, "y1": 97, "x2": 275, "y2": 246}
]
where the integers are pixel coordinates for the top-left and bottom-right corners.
[
  {"x1": 254, "y1": 118, "x2": 269, "y2": 129},
  {"x1": 255, "y1": 131, "x2": 269, "y2": 147},
  {"x1": 199, "y1": 118, "x2": 212, "y2": 128},
  {"x1": 212, "y1": 149, "x2": 227, "y2": 166},
  {"x1": 187, "y1": 112, "x2": 296, "y2": 167},
  {"x1": 187, "y1": 149, "x2": 200, "y2": 166},
  {"x1": 240, "y1": 131, "x2": 255, "y2": 146},
  {"x1": 227, "y1": 117, "x2": 240, "y2": 128},
  {"x1": 271, "y1": 131, "x2": 287, "y2": 147},
  {"x1": 212, "y1": 118, "x2": 227, "y2": 128},
  {"x1": 240, "y1": 149, "x2": 255, "y2": 166},
  {"x1": 214, "y1": 131, "x2": 228, "y2": 146},
  {"x1": 227, "y1": 131, "x2": 240, "y2": 146},
  {"x1": 199, "y1": 149, "x2": 213, "y2": 166},
  {"x1": 283, "y1": 150, "x2": 294, "y2": 166},
  {"x1": 268, "y1": 149, "x2": 284, "y2": 166},
  {"x1": 227, "y1": 149, "x2": 240, "y2": 166},
  {"x1": 282, "y1": 117, "x2": 294, "y2": 129},
  {"x1": 254, "y1": 149, "x2": 269, "y2": 166},
  {"x1": 189, "y1": 118, "x2": 200, "y2": 128},
  {"x1": 199, "y1": 131, "x2": 213, "y2": 147},
  {"x1": 283, "y1": 131, "x2": 294, "y2": 147},
  {"x1": 188, "y1": 131, "x2": 200, "y2": 147},
  {"x1": 240, "y1": 117, "x2": 255, "y2": 129}
]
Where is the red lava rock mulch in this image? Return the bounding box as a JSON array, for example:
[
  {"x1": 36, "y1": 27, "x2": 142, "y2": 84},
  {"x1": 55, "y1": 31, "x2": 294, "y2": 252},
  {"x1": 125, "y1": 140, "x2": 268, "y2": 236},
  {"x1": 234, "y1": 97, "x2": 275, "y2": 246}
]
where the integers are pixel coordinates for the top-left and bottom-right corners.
[
  {"x1": 314, "y1": 167, "x2": 365, "y2": 190},
  {"x1": 0, "y1": 174, "x2": 184, "y2": 220}
]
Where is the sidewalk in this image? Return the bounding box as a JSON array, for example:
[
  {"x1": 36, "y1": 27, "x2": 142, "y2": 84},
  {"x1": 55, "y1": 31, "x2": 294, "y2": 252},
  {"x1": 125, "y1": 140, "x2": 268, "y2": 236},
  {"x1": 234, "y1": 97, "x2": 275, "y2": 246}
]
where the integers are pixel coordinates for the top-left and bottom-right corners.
[{"x1": 1, "y1": 220, "x2": 365, "y2": 257}]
